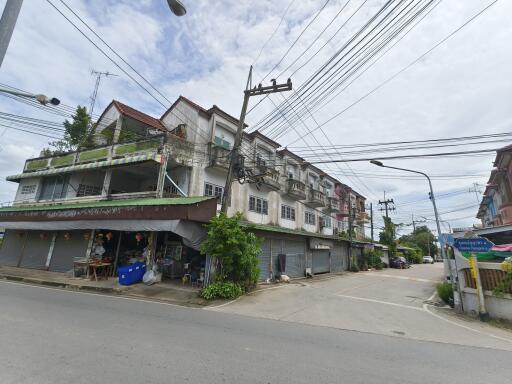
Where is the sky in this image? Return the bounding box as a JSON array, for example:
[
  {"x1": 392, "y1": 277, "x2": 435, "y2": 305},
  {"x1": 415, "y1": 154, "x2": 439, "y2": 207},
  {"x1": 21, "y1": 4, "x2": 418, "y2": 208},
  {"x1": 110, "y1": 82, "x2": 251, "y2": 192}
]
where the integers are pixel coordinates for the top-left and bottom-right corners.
[{"x1": 0, "y1": 0, "x2": 510, "y2": 237}]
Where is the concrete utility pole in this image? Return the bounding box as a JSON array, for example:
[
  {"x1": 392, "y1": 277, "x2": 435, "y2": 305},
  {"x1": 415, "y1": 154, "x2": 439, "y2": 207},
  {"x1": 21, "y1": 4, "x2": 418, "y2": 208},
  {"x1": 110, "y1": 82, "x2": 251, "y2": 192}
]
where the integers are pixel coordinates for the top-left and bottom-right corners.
[
  {"x1": 0, "y1": 0, "x2": 23, "y2": 67},
  {"x1": 221, "y1": 67, "x2": 292, "y2": 213},
  {"x1": 378, "y1": 191, "x2": 395, "y2": 218},
  {"x1": 370, "y1": 202, "x2": 374, "y2": 241}
]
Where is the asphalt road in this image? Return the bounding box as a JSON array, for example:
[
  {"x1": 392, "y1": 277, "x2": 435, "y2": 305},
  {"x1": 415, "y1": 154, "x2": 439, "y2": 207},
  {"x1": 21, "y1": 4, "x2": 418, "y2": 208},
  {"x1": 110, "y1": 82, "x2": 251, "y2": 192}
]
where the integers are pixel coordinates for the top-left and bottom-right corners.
[
  {"x1": 214, "y1": 263, "x2": 512, "y2": 350},
  {"x1": 1, "y1": 277, "x2": 511, "y2": 384}
]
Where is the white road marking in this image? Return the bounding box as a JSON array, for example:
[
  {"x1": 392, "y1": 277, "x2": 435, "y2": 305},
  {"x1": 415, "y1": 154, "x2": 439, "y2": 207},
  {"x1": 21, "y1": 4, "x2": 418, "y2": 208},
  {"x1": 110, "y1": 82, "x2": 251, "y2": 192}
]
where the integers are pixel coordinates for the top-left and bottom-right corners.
[
  {"x1": 335, "y1": 293, "x2": 425, "y2": 311},
  {"x1": 422, "y1": 298, "x2": 512, "y2": 344},
  {"x1": 361, "y1": 273, "x2": 438, "y2": 283}
]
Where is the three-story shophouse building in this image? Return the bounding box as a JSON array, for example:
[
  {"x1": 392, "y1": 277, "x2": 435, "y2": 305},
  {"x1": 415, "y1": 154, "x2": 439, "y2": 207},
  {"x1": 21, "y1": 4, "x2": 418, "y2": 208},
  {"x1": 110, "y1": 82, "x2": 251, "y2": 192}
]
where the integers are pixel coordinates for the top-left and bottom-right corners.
[{"x1": 0, "y1": 96, "x2": 367, "y2": 281}]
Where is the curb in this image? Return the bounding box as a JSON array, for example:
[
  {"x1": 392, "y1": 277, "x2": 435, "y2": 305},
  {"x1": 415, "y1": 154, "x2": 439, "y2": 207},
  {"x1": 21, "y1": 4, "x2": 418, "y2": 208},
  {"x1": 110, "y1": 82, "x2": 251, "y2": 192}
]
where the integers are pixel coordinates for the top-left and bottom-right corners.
[{"x1": 0, "y1": 274, "x2": 118, "y2": 294}]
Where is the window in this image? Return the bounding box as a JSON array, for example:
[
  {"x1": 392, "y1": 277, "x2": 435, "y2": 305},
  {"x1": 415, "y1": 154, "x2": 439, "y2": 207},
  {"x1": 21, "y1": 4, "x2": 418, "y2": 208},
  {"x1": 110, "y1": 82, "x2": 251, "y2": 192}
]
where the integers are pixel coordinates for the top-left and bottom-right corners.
[
  {"x1": 39, "y1": 175, "x2": 69, "y2": 200},
  {"x1": 305, "y1": 211, "x2": 316, "y2": 225},
  {"x1": 204, "y1": 182, "x2": 224, "y2": 203},
  {"x1": 213, "y1": 136, "x2": 231, "y2": 149},
  {"x1": 321, "y1": 216, "x2": 332, "y2": 228},
  {"x1": 76, "y1": 184, "x2": 101, "y2": 197},
  {"x1": 21, "y1": 184, "x2": 36, "y2": 195},
  {"x1": 281, "y1": 204, "x2": 296, "y2": 221},
  {"x1": 249, "y1": 196, "x2": 268, "y2": 214}
]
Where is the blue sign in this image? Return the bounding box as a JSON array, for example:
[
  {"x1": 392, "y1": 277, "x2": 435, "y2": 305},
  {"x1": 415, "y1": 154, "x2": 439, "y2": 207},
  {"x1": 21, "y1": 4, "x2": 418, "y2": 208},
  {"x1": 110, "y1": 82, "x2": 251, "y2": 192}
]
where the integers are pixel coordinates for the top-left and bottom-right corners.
[{"x1": 453, "y1": 238, "x2": 494, "y2": 253}]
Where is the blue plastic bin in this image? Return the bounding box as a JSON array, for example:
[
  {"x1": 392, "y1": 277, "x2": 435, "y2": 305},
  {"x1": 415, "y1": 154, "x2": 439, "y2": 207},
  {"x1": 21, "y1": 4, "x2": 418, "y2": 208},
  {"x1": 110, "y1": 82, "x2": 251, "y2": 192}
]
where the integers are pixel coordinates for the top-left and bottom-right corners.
[{"x1": 118, "y1": 262, "x2": 146, "y2": 285}]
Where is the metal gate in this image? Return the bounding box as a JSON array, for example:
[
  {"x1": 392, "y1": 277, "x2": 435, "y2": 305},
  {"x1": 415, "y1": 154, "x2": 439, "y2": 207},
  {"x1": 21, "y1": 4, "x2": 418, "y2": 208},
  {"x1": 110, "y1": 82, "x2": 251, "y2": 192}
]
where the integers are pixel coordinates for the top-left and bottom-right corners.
[
  {"x1": 0, "y1": 230, "x2": 25, "y2": 266},
  {"x1": 312, "y1": 249, "x2": 330, "y2": 274},
  {"x1": 50, "y1": 231, "x2": 90, "y2": 272},
  {"x1": 281, "y1": 239, "x2": 306, "y2": 278},
  {"x1": 258, "y1": 239, "x2": 272, "y2": 281},
  {"x1": 331, "y1": 243, "x2": 349, "y2": 272},
  {"x1": 19, "y1": 231, "x2": 51, "y2": 269}
]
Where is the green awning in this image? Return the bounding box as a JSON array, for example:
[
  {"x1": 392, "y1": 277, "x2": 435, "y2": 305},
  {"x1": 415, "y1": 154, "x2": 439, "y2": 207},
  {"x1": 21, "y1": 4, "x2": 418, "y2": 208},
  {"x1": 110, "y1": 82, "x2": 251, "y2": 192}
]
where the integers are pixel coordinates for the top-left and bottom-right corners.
[
  {"x1": 240, "y1": 221, "x2": 346, "y2": 241},
  {"x1": 6, "y1": 152, "x2": 161, "y2": 181},
  {"x1": 0, "y1": 196, "x2": 211, "y2": 213}
]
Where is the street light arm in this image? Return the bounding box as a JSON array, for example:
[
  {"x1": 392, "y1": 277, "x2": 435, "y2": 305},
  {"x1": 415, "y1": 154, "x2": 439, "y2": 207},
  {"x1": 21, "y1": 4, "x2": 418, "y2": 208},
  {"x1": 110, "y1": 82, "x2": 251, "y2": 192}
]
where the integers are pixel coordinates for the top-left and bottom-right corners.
[{"x1": 370, "y1": 161, "x2": 447, "y2": 260}]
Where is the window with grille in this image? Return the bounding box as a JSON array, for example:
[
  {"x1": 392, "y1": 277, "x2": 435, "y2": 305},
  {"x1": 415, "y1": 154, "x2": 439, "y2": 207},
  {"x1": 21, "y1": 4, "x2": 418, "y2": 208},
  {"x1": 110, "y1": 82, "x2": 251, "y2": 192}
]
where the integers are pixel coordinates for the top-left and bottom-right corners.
[
  {"x1": 249, "y1": 195, "x2": 268, "y2": 214},
  {"x1": 281, "y1": 204, "x2": 296, "y2": 221},
  {"x1": 305, "y1": 211, "x2": 316, "y2": 225},
  {"x1": 76, "y1": 184, "x2": 101, "y2": 197},
  {"x1": 204, "y1": 182, "x2": 223, "y2": 203},
  {"x1": 21, "y1": 184, "x2": 36, "y2": 195}
]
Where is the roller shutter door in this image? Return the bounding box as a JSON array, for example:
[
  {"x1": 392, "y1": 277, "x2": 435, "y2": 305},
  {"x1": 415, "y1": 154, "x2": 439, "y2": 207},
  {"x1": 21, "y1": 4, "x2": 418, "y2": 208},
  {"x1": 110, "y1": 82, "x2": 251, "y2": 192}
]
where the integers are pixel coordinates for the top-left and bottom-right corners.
[
  {"x1": 0, "y1": 230, "x2": 25, "y2": 266},
  {"x1": 19, "y1": 232, "x2": 51, "y2": 269},
  {"x1": 282, "y1": 239, "x2": 306, "y2": 278},
  {"x1": 50, "y1": 231, "x2": 90, "y2": 273},
  {"x1": 312, "y1": 249, "x2": 330, "y2": 274},
  {"x1": 331, "y1": 243, "x2": 348, "y2": 272},
  {"x1": 258, "y1": 239, "x2": 272, "y2": 281}
]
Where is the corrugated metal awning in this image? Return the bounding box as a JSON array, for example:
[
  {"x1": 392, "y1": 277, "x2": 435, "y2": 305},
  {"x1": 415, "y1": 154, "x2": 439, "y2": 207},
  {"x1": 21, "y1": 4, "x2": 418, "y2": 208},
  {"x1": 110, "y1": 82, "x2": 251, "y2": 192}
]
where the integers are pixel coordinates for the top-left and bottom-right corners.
[{"x1": 6, "y1": 153, "x2": 161, "y2": 181}]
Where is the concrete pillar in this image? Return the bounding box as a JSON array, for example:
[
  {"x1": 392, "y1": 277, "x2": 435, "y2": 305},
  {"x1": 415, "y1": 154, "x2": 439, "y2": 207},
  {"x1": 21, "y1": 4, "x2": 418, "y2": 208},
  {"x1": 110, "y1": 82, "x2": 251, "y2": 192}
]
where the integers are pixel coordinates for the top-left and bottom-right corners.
[
  {"x1": 156, "y1": 154, "x2": 169, "y2": 198},
  {"x1": 44, "y1": 233, "x2": 57, "y2": 270}
]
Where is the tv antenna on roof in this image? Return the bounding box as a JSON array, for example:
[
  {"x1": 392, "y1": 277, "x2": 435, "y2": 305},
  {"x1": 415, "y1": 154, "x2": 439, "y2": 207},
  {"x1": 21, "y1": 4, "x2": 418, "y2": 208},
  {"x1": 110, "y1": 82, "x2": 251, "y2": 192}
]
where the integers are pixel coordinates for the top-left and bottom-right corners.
[{"x1": 89, "y1": 70, "x2": 118, "y2": 118}]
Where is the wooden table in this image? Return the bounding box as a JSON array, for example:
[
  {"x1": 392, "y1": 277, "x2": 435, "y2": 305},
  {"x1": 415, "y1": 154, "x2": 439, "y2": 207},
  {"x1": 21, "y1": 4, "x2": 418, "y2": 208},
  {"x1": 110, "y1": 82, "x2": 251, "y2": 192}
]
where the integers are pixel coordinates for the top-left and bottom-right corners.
[{"x1": 73, "y1": 259, "x2": 113, "y2": 281}]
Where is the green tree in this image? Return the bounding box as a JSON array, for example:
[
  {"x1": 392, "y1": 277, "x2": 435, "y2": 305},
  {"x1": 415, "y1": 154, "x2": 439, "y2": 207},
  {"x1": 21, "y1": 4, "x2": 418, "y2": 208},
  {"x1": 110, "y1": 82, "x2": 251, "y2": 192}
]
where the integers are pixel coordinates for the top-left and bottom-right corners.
[
  {"x1": 399, "y1": 225, "x2": 437, "y2": 257},
  {"x1": 379, "y1": 216, "x2": 397, "y2": 254},
  {"x1": 200, "y1": 213, "x2": 261, "y2": 291},
  {"x1": 50, "y1": 105, "x2": 91, "y2": 152}
]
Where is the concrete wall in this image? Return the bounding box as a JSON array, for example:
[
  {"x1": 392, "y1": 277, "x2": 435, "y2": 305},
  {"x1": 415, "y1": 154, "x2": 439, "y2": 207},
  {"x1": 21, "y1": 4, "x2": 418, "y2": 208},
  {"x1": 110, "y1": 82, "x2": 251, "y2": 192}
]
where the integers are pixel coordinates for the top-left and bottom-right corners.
[
  {"x1": 461, "y1": 289, "x2": 512, "y2": 321},
  {"x1": 14, "y1": 177, "x2": 40, "y2": 204}
]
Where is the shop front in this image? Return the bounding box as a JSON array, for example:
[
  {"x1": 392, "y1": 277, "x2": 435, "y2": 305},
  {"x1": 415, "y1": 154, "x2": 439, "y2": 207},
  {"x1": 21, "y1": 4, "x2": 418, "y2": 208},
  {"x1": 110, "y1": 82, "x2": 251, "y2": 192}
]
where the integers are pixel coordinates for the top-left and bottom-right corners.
[{"x1": 0, "y1": 197, "x2": 217, "y2": 286}]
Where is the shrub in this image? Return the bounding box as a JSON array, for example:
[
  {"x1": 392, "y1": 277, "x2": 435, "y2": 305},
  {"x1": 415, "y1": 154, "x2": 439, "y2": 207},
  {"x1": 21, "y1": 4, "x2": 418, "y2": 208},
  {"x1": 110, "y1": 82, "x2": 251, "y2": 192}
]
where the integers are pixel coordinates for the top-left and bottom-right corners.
[
  {"x1": 200, "y1": 213, "x2": 261, "y2": 291},
  {"x1": 365, "y1": 249, "x2": 384, "y2": 270},
  {"x1": 436, "y1": 282, "x2": 453, "y2": 304},
  {"x1": 200, "y1": 282, "x2": 243, "y2": 300}
]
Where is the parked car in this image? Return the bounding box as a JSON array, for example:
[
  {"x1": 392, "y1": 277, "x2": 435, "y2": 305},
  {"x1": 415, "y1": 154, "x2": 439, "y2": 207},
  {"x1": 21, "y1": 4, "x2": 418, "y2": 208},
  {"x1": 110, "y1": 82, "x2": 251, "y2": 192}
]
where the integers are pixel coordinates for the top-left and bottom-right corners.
[
  {"x1": 389, "y1": 256, "x2": 410, "y2": 269},
  {"x1": 423, "y1": 255, "x2": 434, "y2": 264}
]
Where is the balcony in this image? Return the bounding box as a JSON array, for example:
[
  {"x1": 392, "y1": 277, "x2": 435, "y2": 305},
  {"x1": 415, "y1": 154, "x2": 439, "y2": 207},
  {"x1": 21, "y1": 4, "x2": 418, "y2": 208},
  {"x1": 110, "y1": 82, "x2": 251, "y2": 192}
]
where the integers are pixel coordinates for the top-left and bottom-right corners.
[
  {"x1": 338, "y1": 203, "x2": 350, "y2": 217},
  {"x1": 253, "y1": 157, "x2": 280, "y2": 191},
  {"x1": 306, "y1": 188, "x2": 325, "y2": 208},
  {"x1": 207, "y1": 143, "x2": 231, "y2": 170},
  {"x1": 259, "y1": 167, "x2": 281, "y2": 191},
  {"x1": 286, "y1": 179, "x2": 306, "y2": 200},
  {"x1": 17, "y1": 136, "x2": 165, "y2": 176},
  {"x1": 325, "y1": 196, "x2": 340, "y2": 213}
]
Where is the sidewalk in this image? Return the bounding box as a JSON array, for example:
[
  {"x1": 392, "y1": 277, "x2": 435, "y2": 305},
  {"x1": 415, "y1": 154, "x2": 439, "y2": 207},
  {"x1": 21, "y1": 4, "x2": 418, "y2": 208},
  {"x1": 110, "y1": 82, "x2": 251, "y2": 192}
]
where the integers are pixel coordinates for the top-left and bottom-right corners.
[{"x1": 0, "y1": 266, "x2": 208, "y2": 307}]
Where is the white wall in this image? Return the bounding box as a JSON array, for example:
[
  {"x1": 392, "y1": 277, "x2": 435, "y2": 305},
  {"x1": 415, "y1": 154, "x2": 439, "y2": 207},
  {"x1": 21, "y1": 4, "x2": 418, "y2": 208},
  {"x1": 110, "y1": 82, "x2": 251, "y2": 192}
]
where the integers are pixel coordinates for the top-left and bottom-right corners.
[{"x1": 14, "y1": 177, "x2": 40, "y2": 203}]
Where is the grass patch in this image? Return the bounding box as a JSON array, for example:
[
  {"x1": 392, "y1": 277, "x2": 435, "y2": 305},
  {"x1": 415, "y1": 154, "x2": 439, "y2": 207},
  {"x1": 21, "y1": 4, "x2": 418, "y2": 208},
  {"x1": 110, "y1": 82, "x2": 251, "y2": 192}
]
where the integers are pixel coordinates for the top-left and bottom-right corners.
[
  {"x1": 25, "y1": 159, "x2": 49, "y2": 170},
  {"x1": 114, "y1": 139, "x2": 161, "y2": 156},
  {"x1": 78, "y1": 148, "x2": 108, "y2": 162},
  {"x1": 50, "y1": 154, "x2": 75, "y2": 167}
]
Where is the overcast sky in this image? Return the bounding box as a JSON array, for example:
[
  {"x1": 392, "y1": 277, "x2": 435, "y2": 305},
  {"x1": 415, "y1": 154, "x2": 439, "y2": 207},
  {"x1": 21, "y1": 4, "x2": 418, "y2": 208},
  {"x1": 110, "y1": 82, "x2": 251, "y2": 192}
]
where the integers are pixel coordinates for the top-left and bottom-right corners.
[{"x1": 0, "y1": 0, "x2": 509, "y2": 236}]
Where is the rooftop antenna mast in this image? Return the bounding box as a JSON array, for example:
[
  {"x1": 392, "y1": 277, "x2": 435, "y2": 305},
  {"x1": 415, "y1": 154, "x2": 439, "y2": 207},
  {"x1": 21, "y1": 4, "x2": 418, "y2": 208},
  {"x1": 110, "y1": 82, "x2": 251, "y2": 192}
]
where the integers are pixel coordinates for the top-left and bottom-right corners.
[{"x1": 89, "y1": 70, "x2": 118, "y2": 118}]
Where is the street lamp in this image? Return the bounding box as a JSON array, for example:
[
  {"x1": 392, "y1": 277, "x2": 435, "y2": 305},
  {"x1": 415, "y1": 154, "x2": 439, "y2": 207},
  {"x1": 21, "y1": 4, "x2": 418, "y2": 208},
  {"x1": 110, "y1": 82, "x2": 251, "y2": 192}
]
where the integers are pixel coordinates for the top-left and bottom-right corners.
[
  {"x1": 369, "y1": 160, "x2": 448, "y2": 264},
  {"x1": 167, "y1": 0, "x2": 186, "y2": 16},
  {"x1": 0, "y1": 87, "x2": 60, "y2": 105}
]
